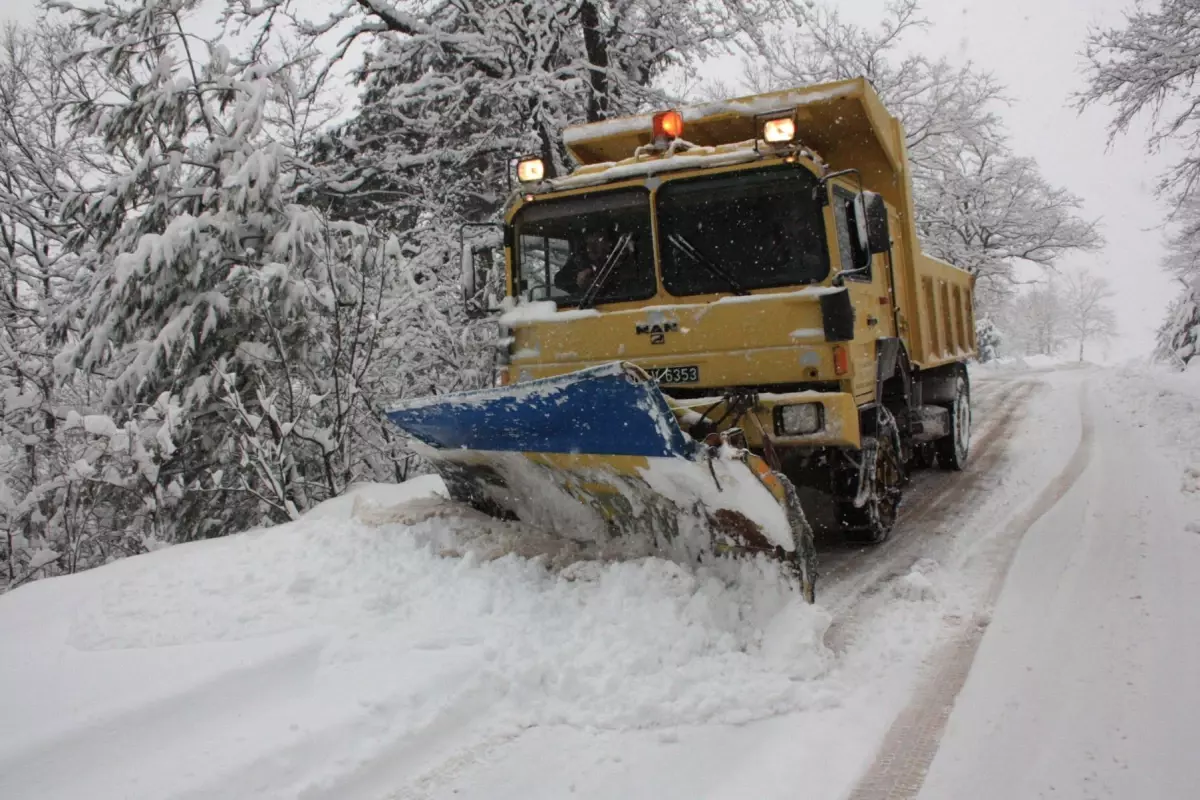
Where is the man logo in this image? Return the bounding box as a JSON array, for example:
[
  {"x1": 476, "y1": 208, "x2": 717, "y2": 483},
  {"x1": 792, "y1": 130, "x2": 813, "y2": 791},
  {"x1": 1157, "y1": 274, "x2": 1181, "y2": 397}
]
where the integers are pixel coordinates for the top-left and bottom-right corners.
[{"x1": 635, "y1": 320, "x2": 678, "y2": 345}]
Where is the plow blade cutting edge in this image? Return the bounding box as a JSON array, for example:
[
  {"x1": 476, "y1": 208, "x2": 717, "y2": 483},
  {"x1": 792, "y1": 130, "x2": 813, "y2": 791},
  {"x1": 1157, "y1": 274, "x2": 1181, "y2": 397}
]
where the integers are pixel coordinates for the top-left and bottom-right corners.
[{"x1": 385, "y1": 362, "x2": 816, "y2": 601}]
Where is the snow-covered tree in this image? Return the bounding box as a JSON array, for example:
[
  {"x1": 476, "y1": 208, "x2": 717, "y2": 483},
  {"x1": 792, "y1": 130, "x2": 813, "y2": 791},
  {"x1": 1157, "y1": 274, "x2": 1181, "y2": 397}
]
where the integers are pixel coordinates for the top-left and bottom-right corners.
[
  {"x1": 915, "y1": 138, "x2": 1101, "y2": 289},
  {"x1": 1061, "y1": 269, "x2": 1117, "y2": 362},
  {"x1": 1080, "y1": 0, "x2": 1200, "y2": 201},
  {"x1": 238, "y1": 0, "x2": 795, "y2": 181},
  {"x1": 1008, "y1": 284, "x2": 1064, "y2": 357},
  {"x1": 744, "y1": 0, "x2": 1004, "y2": 167},
  {"x1": 975, "y1": 317, "x2": 1003, "y2": 363},
  {"x1": 1081, "y1": 0, "x2": 1200, "y2": 369},
  {"x1": 743, "y1": 0, "x2": 1101, "y2": 310},
  {"x1": 32, "y1": 0, "x2": 429, "y2": 550},
  {"x1": 1149, "y1": 191, "x2": 1200, "y2": 367},
  {"x1": 0, "y1": 20, "x2": 138, "y2": 585},
  {"x1": 1153, "y1": 194, "x2": 1200, "y2": 365}
]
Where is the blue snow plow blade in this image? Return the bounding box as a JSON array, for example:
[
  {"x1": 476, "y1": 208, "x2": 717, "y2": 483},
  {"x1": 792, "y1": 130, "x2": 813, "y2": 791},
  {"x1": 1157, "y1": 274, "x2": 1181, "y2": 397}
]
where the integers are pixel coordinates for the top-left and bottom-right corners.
[
  {"x1": 382, "y1": 361, "x2": 814, "y2": 602},
  {"x1": 385, "y1": 361, "x2": 695, "y2": 458}
]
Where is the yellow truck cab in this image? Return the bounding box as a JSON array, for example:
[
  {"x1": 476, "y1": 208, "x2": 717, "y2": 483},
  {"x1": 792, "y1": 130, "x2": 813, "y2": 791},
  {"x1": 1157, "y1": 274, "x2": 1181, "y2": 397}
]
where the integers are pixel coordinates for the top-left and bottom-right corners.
[{"x1": 463, "y1": 77, "x2": 977, "y2": 543}]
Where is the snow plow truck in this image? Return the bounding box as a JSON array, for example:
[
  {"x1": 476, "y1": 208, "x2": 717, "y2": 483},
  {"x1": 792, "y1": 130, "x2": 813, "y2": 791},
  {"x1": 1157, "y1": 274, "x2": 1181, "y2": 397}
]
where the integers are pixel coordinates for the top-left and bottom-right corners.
[{"x1": 386, "y1": 78, "x2": 977, "y2": 602}]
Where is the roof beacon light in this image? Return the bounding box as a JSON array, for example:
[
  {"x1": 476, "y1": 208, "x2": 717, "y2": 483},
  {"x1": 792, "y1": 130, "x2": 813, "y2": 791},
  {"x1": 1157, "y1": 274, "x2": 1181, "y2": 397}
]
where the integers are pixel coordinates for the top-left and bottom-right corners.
[
  {"x1": 763, "y1": 116, "x2": 797, "y2": 144},
  {"x1": 516, "y1": 157, "x2": 545, "y2": 183},
  {"x1": 653, "y1": 109, "x2": 684, "y2": 141}
]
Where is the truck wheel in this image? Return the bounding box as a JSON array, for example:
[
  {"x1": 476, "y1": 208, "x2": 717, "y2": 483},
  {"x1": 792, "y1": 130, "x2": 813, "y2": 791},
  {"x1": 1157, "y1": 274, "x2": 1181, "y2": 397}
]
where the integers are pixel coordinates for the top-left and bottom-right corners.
[
  {"x1": 935, "y1": 372, "x2": 971, "y2": 471},
  {"x1": 840, "y1": 412, "x2": 904, "y2": 544}
]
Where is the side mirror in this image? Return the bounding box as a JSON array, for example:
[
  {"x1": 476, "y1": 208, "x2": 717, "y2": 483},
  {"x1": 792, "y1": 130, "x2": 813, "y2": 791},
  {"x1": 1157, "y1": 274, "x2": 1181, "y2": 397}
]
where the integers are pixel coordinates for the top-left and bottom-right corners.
[
  {"x1": 459, "y1": 223, "x2": 503, "y2": 319},
  {"x1": 852, "y1": 193, "x2": 871, "y2": 261},
  {"x1": 819, "y1": 168, "x2": 878, "y2": 269},
  {"x1": 461, "y1": 247, "x2": 489, "y2": 319},
  {"x1": 863, "y1": 192, "x2": 890, "y2": 254}
]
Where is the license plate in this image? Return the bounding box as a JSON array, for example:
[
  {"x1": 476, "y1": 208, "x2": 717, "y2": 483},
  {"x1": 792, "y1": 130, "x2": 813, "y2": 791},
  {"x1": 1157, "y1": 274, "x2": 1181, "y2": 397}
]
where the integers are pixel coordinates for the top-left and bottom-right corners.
[{"x1": 648, "y1": 365, "x2": 700, "y2": 384}]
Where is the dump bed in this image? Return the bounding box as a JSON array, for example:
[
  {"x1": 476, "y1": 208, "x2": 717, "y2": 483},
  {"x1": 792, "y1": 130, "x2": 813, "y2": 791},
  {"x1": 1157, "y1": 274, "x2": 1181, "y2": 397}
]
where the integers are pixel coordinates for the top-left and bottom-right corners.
[{"x1": 907, "y1": 254, "x2": 977, "y2": 367}]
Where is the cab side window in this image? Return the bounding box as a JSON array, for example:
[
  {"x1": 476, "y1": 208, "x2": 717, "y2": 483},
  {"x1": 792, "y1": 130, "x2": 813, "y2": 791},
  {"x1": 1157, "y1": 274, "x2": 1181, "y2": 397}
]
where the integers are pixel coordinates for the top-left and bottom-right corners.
[{"x1": 832, "y1": 186, "x2": 870, "y2": 281}]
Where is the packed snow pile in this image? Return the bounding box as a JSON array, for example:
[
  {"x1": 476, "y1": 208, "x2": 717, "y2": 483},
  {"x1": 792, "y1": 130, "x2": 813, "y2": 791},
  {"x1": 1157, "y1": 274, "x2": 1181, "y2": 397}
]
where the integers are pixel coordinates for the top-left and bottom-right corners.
[
  {"x1": 0, "y1": 476, "x2": 834, "y2": 800},
  {"x1": 892, "y1": 559, "x2": 943, "y2": 603}
]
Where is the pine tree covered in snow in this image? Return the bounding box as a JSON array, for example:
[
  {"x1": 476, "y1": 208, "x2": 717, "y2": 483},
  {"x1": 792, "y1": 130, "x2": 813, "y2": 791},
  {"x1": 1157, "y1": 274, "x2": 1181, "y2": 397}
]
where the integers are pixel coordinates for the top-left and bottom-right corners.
[
  {"x1": 0, "y1": 21, "x2": 159, "y2": 585},
  {"x1": 28, "y1": 0, "x2": 431, "y2": 551}
]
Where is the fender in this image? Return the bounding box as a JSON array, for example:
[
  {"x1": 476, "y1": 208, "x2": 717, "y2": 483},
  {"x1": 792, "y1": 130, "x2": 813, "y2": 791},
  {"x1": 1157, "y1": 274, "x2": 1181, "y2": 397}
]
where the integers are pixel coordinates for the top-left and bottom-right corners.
[{"x1": 875, "y1": 337, "x2": 910, "y2": 406}]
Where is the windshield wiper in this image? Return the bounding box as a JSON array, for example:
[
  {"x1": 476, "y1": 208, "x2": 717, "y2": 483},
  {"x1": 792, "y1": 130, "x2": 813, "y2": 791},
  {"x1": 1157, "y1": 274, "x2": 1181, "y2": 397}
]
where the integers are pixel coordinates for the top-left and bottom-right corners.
[
  {"x1": 666, "y1": 233, "x2": 748, "y2": 296},
  {"x1": 579, "y1": 233, "x2": 634, "y2": 309}
]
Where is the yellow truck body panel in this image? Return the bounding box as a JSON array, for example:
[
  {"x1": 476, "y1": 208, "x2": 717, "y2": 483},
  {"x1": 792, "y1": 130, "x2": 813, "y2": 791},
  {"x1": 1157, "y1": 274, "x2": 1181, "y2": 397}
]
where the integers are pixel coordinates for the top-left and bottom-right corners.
[{"x1": 500, "y1": 77, "x2": 974, "y2": 454}]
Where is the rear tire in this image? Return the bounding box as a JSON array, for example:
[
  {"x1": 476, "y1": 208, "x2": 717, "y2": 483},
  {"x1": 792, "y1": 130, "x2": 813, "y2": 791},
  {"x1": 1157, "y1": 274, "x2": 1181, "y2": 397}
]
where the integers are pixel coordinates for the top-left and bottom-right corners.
[{"x1": 935, "y1": 371, "x2": 971, "y2": 471}]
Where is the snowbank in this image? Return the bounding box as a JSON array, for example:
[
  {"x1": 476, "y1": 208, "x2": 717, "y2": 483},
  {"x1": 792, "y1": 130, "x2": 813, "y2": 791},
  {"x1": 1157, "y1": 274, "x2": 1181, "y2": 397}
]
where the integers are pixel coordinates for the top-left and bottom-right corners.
[{"x1": 0, "y1": 477, "x2": 834, "y2": 800}]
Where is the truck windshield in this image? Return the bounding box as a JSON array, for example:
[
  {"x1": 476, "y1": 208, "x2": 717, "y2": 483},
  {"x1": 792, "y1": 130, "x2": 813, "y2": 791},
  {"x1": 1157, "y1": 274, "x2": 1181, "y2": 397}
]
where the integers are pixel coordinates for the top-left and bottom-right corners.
[
  {"x1": 657, "y1": 166, "x2": 829, "y2": 296},
  {"x1": 513, "y1": 188, "x2": 655, "y2": 306}
]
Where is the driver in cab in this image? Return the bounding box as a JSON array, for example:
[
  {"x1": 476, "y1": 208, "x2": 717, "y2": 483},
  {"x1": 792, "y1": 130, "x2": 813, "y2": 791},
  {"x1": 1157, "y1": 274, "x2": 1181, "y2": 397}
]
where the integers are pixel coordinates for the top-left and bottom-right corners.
[{"x1": 554, "y1": 226, "x2": 631, "y2": 296}]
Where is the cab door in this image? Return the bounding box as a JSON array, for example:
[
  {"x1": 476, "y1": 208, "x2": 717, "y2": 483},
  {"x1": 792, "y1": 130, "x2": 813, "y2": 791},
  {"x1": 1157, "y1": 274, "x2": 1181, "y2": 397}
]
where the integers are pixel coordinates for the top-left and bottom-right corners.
[{"x1": 830, "y1": 186, "x2": 896, "y2": 402}]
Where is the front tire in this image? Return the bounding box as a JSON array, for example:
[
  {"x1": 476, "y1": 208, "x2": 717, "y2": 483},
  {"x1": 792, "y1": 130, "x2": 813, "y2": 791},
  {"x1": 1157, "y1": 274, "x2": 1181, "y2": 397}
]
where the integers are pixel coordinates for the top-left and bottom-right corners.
[
  {"x1": 935, "y1": 371, "x2": 971, "y2": 471},
  {"x1": 840, "y1": 410, "x2": 904, "y2": 544}
]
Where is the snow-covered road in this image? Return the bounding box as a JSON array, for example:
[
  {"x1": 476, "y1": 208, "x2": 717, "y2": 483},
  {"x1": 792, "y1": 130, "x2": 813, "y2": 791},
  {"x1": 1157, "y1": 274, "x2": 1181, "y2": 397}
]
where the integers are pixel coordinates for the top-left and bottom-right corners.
[
  {"x1": 915, "y1": 367, "x2": 1200, "y2": 800},
  {"x1": 2, "y1": 362, "x2": 1198, "y2": 800}
]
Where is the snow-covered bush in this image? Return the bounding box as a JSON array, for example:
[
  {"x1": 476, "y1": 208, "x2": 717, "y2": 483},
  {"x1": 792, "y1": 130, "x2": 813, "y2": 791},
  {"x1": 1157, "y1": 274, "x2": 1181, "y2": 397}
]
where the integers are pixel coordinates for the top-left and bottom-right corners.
[
  {"x1": 1, "y1": 392, "x2": 182, "y2": 586},
  {"x1": 1152, "y1": 198, "x2": 1200, "y2": 370},
  {"x1": 975, "y1": 318, "x2": 1003, "y2": 363},
  {"x1": 1157, "y1": 280, "x2": 1200, "y2": 369}
]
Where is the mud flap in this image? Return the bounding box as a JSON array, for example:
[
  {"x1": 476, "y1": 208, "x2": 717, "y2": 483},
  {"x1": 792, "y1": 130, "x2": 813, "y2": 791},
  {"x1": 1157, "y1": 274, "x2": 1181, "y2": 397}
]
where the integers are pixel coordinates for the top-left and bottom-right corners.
[{"x1": 386, "y1": 362, "x2": 817, "y2": 598}]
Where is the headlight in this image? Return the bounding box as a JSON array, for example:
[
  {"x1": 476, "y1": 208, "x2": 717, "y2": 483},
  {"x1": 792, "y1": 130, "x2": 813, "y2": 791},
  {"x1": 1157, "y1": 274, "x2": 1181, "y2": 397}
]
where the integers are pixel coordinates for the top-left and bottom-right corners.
[
  {"x1": 776, "y1": 403, "x2": 822, "y2": 435},
  {"x1": 763, "y1": 116, "x2": 796, "y2": 143},
  {"x1": 516, "y1": 157, "x2": 545, "y2": 183}
]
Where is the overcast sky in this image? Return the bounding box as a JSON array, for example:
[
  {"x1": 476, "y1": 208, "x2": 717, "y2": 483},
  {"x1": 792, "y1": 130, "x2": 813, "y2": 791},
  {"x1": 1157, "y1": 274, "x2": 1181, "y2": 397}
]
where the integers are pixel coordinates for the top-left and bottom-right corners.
[{"x1": 3, "y1": 0, "x2": 1179, "y2": 360}]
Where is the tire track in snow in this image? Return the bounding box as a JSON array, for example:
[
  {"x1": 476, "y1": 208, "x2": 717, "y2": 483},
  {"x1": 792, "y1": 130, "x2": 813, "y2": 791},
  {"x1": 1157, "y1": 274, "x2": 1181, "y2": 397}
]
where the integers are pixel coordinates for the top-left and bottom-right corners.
[
  {"x1": 845, "y1": 379, "x2": 1096, "y2": 800},
  {"x1": 817, "y1": 378, "x2": 1041, "y2": 618}
]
